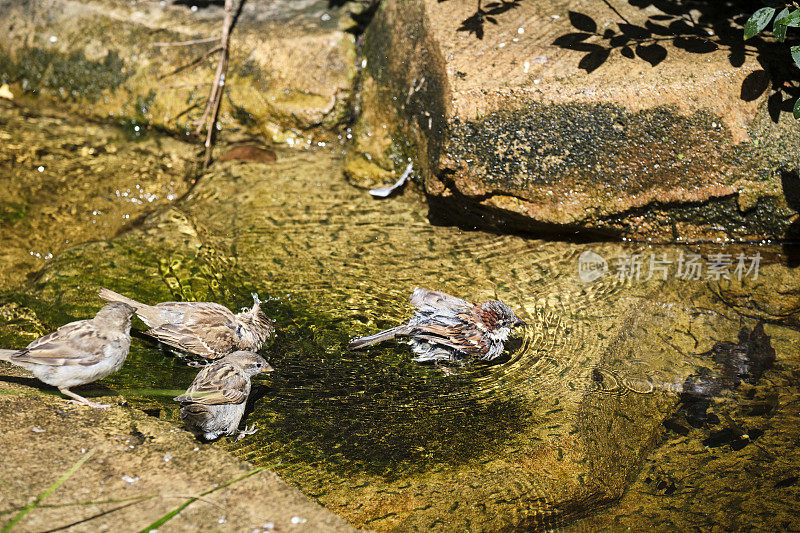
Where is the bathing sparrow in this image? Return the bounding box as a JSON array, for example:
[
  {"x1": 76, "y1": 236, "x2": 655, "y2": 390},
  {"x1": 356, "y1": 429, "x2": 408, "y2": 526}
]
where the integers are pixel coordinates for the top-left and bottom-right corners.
[
  {"x1": 98, "y1": 288, "x2": 273, "y2": 359},
  {"x1": 348, "y1": 288, "x2": 525, "y2": 363},
  {"x1": 174, "y1": 350, "x2": 273, "y2": 440}
]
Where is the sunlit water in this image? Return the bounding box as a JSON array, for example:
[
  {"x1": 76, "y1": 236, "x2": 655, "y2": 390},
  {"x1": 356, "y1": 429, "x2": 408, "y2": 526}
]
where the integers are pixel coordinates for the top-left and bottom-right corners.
[{"x1": 0, "y1": 103, "x2": 798, "y2": 531}]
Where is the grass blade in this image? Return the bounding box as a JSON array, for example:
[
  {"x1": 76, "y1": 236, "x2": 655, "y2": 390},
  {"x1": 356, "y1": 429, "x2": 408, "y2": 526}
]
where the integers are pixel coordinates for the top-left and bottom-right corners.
[
  {"x1": 136, "y1": 465, "x2": 269, "y2": 532},
  {"x1": 1, "y1": 449, "x2": 96, "y2": 532},
  {"x1": 0, "y1": 495, "x2": 157, "y2": 517}
]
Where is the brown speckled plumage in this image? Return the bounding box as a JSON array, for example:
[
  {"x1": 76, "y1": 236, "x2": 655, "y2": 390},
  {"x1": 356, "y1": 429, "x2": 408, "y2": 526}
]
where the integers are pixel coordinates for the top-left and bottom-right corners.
[
  {"x1": 0, "y1": 302, "x2": 135, "y2": 408},
  {"x1": 174, "y1": 350, "x2": 273, "y2": 440},
  {"x1": 348, "y1": 288, "x2": 525, "y2": 363},
  {"x1": 98, "y1": 288, "x2": 273, "y2": 359}
]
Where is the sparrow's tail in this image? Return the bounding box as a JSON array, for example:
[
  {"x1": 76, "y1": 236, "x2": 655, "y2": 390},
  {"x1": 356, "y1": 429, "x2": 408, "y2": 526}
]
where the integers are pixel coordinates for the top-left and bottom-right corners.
[
  {"x1": 0, "y1": 349, "x2": 17, "y2": 361},
  {"x1": 178, "y1": 402, "x2": 211, "y2": 426},
  {"x1": 348, "y1": 325, "x2": 410, "y2": 350},
  {"x1": 98, "y1": 288, "x2": 146, "y2": 310}
]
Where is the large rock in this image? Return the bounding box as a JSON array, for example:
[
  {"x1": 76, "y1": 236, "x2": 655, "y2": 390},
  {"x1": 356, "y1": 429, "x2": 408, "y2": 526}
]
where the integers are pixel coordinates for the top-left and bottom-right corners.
[
  {"x1": 0, "y1": 0, "x2": 357, "y2": 142},
  {"x1": 351, "y1": 0, "x2": 800, "y2": 242}
]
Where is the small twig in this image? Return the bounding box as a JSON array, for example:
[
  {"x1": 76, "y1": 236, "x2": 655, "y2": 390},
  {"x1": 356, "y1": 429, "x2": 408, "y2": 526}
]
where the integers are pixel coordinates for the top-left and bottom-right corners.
[
  {"x1": 197, "y1": 0, "x2": 237, "y2": 169},
  {"x1": 192, "y1": 48, "x2": 226, "y2": 133},
  {"x1": 152, "y1": 36, "x2": 221, "y2": 47},
  {"x1": 0, "y1": 495, "x2": 156, "y2": 517},
  {"x1": 158, "y1": 45, "x2": 223, "y2": 80},
  {"x1": 42, "y1": 498, "x2": 153, "y2": 533},
  {"x1": 169, "y1": 102, "x2": 202, "y2": 124},
  {"x1": 157, "y1": 494, "x2": 227, "y2": 511},
  {"x1": 601, "y1": 0, "x2": 631, "y2": 25}
]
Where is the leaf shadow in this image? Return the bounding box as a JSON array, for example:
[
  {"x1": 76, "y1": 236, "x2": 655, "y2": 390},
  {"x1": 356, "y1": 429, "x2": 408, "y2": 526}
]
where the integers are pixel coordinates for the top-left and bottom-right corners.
[
  {"x1": 552, "y1": 1, "x2": 800, "y2": 122},
  {"x1": 439, "y1": 0, "x2": 524, "y2": 40}
]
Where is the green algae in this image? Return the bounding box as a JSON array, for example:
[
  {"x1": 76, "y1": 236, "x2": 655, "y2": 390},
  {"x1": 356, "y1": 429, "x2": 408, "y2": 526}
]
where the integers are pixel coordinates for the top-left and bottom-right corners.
[
  {"x1": 0, "y1": 202, "x2": 28, "y2": 224},
  {"x1": 1, "y1": 47, "x2": 128, "y2": 101},
  {"x1": 119, "y1": 90, "x2": 157, "y2": 140}
]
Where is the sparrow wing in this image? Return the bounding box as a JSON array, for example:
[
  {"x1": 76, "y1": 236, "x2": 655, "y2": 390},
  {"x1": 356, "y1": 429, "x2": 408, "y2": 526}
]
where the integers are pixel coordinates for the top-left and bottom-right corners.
[
  {"x1": 174, "y1": 361, "x2": 249, "y2": 405},
  {"x1": 410, "y1": 288, "x2": 474, "y2": 315},
  {"x1": 155, "y1": 301, "x2": 233, "y2": 318},
  {"x1": 11, "y1": 321, "x2": 112, "y2": 367},
  {"x1": 136, "y1": 301, "x2": 232, "y2": 329},
  {"x1": 411, "y1": 321, "x2": 488, "y2": 357},
  {"x1": 145, "y1": 322, "x2": 236, "y2": 358}
]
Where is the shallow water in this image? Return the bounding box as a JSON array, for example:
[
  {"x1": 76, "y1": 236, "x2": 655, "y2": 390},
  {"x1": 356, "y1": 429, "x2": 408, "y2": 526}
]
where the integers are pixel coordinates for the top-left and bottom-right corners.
[
  {"x1": 0, "y1": 100, "x2": 196, "y2": 291},
  {"x1": 0, "y1": 103, "x2": 798, "y2": 531}
]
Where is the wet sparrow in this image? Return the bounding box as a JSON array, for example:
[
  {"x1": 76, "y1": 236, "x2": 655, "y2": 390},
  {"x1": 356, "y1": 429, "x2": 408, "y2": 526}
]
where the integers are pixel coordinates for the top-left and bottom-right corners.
[
  {"x1": 349, "y1": 288, "x2": 525, "y2": 363},
  {"x1": 173, "y1": 350, "x2": 273, "y2": 440},
  {"x1": 98, "y1": 288, "x2": 274, "y2": 359},
  {"x1": 0, "y1": 302, "x2": 135, "y2": 408}
]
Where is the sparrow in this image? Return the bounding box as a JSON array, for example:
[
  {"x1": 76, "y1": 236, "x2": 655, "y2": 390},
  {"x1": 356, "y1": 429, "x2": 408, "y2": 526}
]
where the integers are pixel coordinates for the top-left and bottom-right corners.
[
  {"x1": 173, "y1": 350, "x2": 273, "y2": 440},
  {"x1": 98, "y1": 288, "x2": 274, "y2": 359},
  {"x1": 0, "y1": 302, "x2": 135, "y2": 408},
  {"x1": 348, "y1": 288, "x2": 525, "y2": 363}
]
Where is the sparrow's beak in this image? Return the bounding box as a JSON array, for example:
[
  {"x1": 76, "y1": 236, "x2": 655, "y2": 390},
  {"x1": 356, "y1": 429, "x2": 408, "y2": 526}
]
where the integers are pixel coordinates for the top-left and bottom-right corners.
[
  {"x1": 513, "y1": 319, "x2": 527, "y2": 328},
  {"x1": 261, "y1": 362, "x2": 274, "y2": 373}
]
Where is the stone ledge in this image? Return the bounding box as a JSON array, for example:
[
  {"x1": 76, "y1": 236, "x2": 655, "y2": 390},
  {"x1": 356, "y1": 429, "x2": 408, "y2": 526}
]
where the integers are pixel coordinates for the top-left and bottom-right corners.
[
  {"x1": 0, "y1": 386, "x2": 357, "y2": 532},
  {"x1": 353, "y1": 0, "x2": 800, "y2": 243}
]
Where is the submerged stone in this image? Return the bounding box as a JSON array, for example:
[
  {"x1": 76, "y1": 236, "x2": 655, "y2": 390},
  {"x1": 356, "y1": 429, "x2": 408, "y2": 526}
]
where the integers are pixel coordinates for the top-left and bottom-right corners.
[
  {"x1": 677, "y1": 322, "x2": 776, "y2": 427},
  {"x1": 572, "y1": 321, "x2": 797, "y2": 532},
  {"x1": 0, "y1": 100, "x2": 196, "y2": 291}
]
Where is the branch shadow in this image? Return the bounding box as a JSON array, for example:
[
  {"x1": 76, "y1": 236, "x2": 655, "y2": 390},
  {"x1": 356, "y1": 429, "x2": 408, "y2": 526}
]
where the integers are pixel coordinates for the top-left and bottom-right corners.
[
  {"x1": 553, "y1": 1, "x2": 800, "y2": 122},
  {"x1": 438, "y1": 0, "x2": 524, "y2": 40}
]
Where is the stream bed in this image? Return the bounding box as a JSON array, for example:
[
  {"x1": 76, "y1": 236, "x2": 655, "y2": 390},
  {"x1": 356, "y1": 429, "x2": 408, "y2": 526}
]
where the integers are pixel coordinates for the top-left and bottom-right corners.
[{"x1": 1, "y1": 100, "x2": 798, "y2": 531}]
